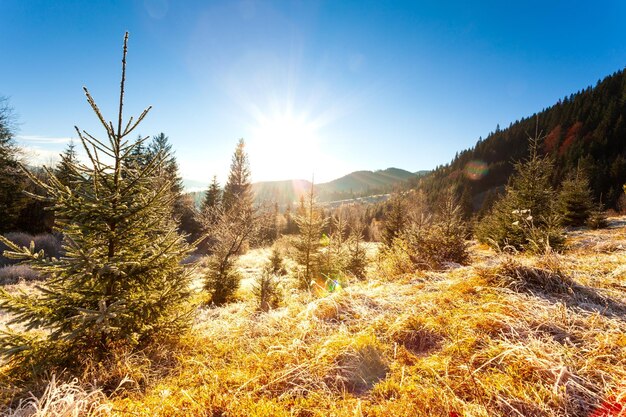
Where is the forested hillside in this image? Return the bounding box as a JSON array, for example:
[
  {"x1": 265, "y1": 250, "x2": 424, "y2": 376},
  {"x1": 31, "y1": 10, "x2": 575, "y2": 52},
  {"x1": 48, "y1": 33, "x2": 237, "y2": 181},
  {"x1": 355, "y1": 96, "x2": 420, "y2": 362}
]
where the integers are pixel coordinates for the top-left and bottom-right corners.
[{"x1": 420, "y1": 69, "x2": 626, "y2": 212}]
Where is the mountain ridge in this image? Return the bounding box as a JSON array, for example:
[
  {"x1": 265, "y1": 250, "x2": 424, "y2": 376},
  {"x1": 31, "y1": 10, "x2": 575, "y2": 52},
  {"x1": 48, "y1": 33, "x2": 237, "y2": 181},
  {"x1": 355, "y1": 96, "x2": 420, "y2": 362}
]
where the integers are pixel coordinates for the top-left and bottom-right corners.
[{"x1": 187, "y1": 167, "x2": 429, "y2": 207}]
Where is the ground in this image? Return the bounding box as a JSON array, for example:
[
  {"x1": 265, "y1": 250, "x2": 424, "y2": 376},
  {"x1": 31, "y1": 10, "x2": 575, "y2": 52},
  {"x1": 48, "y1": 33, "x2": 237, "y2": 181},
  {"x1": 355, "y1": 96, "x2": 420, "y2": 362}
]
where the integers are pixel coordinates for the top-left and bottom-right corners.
[{"x1": 2, "y1": 220, "x2": 626, "y2": 416}]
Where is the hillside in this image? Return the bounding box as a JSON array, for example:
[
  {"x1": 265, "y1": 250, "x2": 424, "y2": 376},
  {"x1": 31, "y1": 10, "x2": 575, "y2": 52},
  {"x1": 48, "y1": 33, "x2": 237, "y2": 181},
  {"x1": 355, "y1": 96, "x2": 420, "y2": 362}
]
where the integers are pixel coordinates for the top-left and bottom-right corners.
[
  {"x1": 419, "y1": 68, "x2": 626, "y2": 211},
  {"x1": 3, "y1": 219, "x2": 626, "y2": 416},
  {"x1": 188, "y1": 168, "x2": 425, "y2": 208},
  {"x1": 255, "y1": 168, "x2": 424, "y2": 206}
]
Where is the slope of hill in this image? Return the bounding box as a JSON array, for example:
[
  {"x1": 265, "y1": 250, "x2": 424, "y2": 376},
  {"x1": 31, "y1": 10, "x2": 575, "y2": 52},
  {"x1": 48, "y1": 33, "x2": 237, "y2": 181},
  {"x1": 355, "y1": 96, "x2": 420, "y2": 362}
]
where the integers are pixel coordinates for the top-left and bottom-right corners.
[
  {"x1": 250, "y1": 167, "x2": 424, "y2": 207},
  {"x1": 419, "y1": 68, "x2": 626, "y2": 211}
]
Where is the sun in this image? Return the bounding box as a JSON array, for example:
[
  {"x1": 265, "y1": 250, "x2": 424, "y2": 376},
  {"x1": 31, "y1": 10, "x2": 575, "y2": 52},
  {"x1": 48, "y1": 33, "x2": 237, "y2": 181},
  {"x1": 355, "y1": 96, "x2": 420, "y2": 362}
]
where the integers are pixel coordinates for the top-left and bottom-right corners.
[{"x1": 248, "y1": 109, "x2": 322, "y2": 181}]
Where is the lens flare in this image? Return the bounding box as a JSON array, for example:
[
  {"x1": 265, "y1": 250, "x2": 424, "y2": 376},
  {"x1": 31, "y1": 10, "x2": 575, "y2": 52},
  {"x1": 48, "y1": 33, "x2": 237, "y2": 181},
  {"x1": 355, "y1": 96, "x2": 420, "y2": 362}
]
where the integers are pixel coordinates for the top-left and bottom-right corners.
[{"x1": 464, "y1": 160, "x2": 489, "y2": 180}]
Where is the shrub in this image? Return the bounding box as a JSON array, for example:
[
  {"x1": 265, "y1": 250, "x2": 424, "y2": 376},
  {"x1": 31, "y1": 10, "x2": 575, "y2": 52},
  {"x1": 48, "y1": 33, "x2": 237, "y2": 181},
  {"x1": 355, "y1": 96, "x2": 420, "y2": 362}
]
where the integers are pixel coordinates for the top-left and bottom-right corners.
[
  {"x1": 267, "y1": 247, "x2": 286, "y2": 275},
  {"x1": 204, "y1": 255, "x2": 241, "y2": 306},
  {"x1": 330, "y1": 335, "x2": 389, "y2": 394},
  {"x1": 251, "y1": 266, "x2": 282, "y2": 312},
  {"x1": 0, "y1": 265, "x2": 41, "y2": 285},
  {"x1": 400, "y1": 197, "x2": 469, "y2": 270},
  {"x1": 1, "y1": 375, "x2": 112, "y2": 417}
]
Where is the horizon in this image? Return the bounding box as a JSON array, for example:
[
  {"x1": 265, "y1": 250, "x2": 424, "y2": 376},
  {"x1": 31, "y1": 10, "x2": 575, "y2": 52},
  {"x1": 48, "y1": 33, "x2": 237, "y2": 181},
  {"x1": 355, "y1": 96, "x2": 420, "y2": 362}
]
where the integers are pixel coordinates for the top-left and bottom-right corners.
[{"x1": 1, "y1": 1, "x2": 625, "y2": 185}]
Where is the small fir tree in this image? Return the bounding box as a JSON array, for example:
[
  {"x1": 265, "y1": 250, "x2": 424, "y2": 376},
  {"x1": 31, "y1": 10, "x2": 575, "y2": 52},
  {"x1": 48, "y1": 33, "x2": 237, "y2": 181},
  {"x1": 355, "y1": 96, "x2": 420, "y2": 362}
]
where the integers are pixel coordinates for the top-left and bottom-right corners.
[
  {"x1": 0, "y1": 33, "x2": 193, "y2": 362},
  {"x1": 401, "y1": 194, "x2": 469, "y2": 270},
  {"x1": 476, "y1": 137, "x2": 564, "y2": 251},
  {"x1": 202, "y1": 175, "x2": 222, "y2": 218},
  {"x1": 252, "y1": 266, "x2": 282, "y2": 312},
  {"x1": 557, "y1": 169, "x2": 595, "y2": 227},
  {"x1": 55, "y1": 141, "x2": 78, "y2": 188},
  {"x1": 267, "y1": 247, "x2": 286, "y2": 275},
  {"x1": 202, "y1": 200, "x2": 257, "y2": 305},
  {"x1": 382, "y1": 193, "x2": 407, "y2": 247},
  {"x1": 292, "y1": 183, "x2": 326, "y2": 290}
]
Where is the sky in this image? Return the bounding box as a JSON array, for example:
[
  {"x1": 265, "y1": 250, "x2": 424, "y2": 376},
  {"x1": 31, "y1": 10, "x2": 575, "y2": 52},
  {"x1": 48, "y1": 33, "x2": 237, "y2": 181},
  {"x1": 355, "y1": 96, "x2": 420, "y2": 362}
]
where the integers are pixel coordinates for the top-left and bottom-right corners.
[{"x1": 1, "y1": 0, "x2": 625, "y2": 187}]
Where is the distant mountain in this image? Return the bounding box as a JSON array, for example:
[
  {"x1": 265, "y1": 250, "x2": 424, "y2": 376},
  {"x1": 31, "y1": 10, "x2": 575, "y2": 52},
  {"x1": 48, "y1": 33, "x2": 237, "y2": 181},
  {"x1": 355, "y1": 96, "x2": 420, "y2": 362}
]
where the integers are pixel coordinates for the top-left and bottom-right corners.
[
  {"x1": 251, "y1": 168, "x2": 427, "y2": 206},
  {"x1": 182, "y1": 178, "x2": 209, "y2": 193},
  {"x1": 187, "y1": 168, "x2": 428, "y2": 208},
  {"x1": 418, "y1": 68, "x2": 626, "y2": 212},
  {"x1": 252, "y1": 179, "x2": 312, "y2": 206}
]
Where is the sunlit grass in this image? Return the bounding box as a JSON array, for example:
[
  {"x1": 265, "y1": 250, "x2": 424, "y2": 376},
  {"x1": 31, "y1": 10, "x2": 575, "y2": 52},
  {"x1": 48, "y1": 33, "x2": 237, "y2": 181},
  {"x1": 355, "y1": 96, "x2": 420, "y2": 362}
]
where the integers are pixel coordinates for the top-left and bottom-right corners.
[{"x1": 3, "y1": 219, "x2": 626, "y2": 416}]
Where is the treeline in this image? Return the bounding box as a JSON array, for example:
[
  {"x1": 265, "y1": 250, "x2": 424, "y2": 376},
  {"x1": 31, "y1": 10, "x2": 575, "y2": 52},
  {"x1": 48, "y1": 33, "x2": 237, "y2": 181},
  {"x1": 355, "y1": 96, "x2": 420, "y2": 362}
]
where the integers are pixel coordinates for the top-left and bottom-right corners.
[{"x1": 419, "y1": 68, "x2": 626, "y2": 213}]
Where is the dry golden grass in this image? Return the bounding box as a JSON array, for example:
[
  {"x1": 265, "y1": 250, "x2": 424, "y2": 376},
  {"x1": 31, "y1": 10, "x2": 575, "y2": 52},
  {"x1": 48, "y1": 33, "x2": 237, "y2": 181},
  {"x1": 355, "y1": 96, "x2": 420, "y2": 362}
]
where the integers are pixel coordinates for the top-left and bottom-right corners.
[{"x1": 3, "y1": 221, "x2": 626, "y2": 416}]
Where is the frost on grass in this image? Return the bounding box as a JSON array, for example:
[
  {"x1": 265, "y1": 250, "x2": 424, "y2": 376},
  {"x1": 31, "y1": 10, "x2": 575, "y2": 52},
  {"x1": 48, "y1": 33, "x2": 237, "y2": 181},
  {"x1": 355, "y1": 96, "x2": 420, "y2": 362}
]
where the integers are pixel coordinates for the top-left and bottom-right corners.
[{"x1": 2, "y1": 375, "x2": 112, "y2": 417}]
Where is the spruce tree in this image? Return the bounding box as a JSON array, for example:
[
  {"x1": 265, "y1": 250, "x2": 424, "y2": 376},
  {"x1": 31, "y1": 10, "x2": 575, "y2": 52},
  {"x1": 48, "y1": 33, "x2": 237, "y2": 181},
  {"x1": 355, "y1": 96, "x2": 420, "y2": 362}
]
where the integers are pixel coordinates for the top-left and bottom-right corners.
[
  {"x1": 557, "y1": 169, "x2": 595, "y2": 227},
  {"x1": 222, "y1": 138, "x2": 253, "y2": 214},
  {"x1": 202, "y1": 141, "x2": 257, "y2": 304},
  {"x1": 201, "y1": 175, "x2": 222, "y2": 218},
  {"x1": 55, "y1": 140, "x2": 78, "y2": 188},
  {"x1": 293, "y1": 184, "x2": 326, "y2": 290},
  {"x1": 476, "y1": 138, "x2": 564, "y2": 251},
  {"x1": 147, "y1": 133, "x2": 184, "y2": 201},
  {"x1": 0, "y1": 97, "x2": 26, "y2": 233},
  {"x1": 0, "y1": 33, "x2": 193, "y2": 361},
  {"x1": 382, "y1": 192, "x2": 407, "y2": 247}
]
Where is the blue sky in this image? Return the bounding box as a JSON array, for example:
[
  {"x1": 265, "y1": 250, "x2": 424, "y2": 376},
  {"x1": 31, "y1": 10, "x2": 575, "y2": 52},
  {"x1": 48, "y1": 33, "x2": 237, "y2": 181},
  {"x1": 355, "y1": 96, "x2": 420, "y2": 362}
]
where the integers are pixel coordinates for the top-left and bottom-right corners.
[{"x1": 1, "y1": 1, "x2": 625, "y2": 186}]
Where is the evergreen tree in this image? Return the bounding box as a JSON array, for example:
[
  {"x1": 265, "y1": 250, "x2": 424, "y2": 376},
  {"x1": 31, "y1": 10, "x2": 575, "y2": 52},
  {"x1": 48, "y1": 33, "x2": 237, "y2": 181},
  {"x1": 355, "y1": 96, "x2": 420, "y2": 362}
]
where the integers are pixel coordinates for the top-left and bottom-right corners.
[
  {"x1": 202, "y1": 141, "x2": 258, "y2": 304},
  {"x1": 201, "y1": 175, "x2": 222, "y2": 218},
  {"x1": 147, "y1": 133, "x2": 184, "y2": 201},
  {"x1": 0, "y1": 97, "x2": 26, "y2": 233},
  {"x1": 476, "y1": 138, "x2": 564, "y2": 251},
  {"x1": 346, "y1": 209, "x2": 368, "y2": 280},
  {"x1": 293, "y1": 184, "x2": 326, "y2": 290},
  {"x1": 222, "y1": 138, "x2": 253, "y2": 214},
  {"x1": 0, "y1": 33, "x2": 193, "y2": 361},
  {"x1": 202, "y1": 200, "x2": 258, "y2": 305},
  {"x1": 557, "y1": 169, "x2": 595, "y2": 227},
  {"x1": 381, "y1": 193, "x2": 407, "y2": 247},
  {"x1": 55, "y1": 140, "x2": 79, "y2": 188}
]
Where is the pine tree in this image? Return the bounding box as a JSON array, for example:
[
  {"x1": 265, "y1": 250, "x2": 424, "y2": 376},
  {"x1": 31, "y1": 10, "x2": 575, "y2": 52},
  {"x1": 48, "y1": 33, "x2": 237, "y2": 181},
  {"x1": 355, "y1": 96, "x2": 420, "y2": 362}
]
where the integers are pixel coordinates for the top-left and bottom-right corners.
[
  {"x1": 0, "y1": 33, "x2": 193, "y2": 362},
  {"x1": 382, "y1": 192, "x2": 407, "y2": 247},
  {"x1": 345, "y1": 208, "x2": 369, "y2": 280},
  {"x1": 202, "y1": 200, "x2": 258, "y2": 304},
  {"x1": 557, "y1": 169, "x2": 595, "y2": 227},
  {"x1": 0, "y1": 97, "x2": 26, "y2": 233},
  {"x1": 222, "y1": 138, "x2": 253, "y2": 214},
  {"x1": 476, "y1": 137, "x2": 564, "y2": 251},
  {"x1": 55, "y1": 140, "x2": 78, "y2": 188},
  {"x1": 293, "y1": 183, "x2": 326, "y2": 290},
  {"x1": 201, "y1": 175, "x2": 222, "y2": 218},
  {"x1": 147, "y1": 133, "x2": 184, "y2": 201},
  {"x1": 202, "y1": 141, "x2": 258, "y2": 304}
]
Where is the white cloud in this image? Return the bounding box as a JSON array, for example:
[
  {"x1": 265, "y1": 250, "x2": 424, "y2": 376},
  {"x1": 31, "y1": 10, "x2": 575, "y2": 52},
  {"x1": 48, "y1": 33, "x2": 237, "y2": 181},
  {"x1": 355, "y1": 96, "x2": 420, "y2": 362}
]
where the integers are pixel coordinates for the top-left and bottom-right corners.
[
  {"x1": 19, "y1": 146, "x2": 62, "y2": 167},
  {"x1": 16, "y1": 135, "x2": 73, "y2": 145}
]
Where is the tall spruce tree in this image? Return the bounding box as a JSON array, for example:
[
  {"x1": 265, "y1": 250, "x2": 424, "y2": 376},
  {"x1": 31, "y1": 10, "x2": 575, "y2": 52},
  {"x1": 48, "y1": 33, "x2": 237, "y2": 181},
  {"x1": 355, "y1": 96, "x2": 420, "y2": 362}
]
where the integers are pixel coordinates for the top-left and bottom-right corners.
[
  {"x1": 222, "y1": 138, "x2": 253, "y2": 214},
  {"x1": 0, "y1": 33, "x2": 193, "y2": 361},
  {"x1": 202, "y1": 142, "x2": 257, "y2": 304},
  {"x1": 0, "y1": 97, "x2": 26, "y2": 233}
]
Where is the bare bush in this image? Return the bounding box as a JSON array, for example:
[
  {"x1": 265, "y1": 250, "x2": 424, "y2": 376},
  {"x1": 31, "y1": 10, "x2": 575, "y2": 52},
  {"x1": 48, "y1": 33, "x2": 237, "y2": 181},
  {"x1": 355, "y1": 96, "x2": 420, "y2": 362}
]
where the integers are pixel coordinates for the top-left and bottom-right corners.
[{"x1": 0, "y1": 265, "x2": 41, "y2": 285}]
